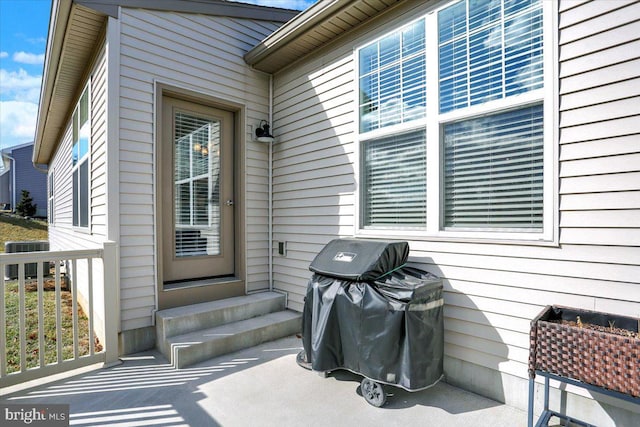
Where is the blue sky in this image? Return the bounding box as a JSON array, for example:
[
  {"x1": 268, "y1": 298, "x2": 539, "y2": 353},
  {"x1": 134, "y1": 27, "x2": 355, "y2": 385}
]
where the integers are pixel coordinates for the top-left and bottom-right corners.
[
  {"x1": 0, "y1": 0, "x2": 315, "y2": 152},
  {"x1": 0, "y1": 0, "x2": 50, "y2": 151}
]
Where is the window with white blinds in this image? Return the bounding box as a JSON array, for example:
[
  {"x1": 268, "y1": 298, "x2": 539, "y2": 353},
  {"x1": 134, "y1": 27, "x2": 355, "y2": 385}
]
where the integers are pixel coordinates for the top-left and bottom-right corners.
[
  {"x1": 173, "y1": 112, "x2": 221, "y2": 257},
  {"x1": 438, "y1": 0, "x2": 543, "y2": 113},
  {"x1": 443, "y1": 104, "x2": 543, "y2": 230},
  {"x1": 362, "y1": 130, "x2": 427, "y2": 227},
  {"x1": 357, "y1": 0, "x2": 549, "y2": 238},
  {"x1": 359, "y1": 19, "x2": 426, "y2": 132}
]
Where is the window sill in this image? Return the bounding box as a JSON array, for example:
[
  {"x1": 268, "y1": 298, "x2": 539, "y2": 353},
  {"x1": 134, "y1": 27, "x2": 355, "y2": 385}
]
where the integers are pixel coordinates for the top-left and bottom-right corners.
[
  {"x1": 72, "y1": 226, "x2": 92, "y2": 235},
  {"x1": 355, "y1": 229, "x2": 559, "y2": 248}
]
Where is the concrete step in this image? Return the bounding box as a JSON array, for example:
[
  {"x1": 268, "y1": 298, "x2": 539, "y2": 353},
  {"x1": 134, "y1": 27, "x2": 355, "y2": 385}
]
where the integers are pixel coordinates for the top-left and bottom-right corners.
[
  {"x1": 167, "y1": 310, "x2": 302, "y2": 368},
  {"x1": 156, "y1": 292, "x2": 286, "y2": 358}
]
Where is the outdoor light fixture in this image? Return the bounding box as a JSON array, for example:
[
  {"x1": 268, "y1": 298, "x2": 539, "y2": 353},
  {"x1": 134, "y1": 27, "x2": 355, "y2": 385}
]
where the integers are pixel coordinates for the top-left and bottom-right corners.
[{"x1": 255, "y1": 120, "x2": 274, "y2": 143}]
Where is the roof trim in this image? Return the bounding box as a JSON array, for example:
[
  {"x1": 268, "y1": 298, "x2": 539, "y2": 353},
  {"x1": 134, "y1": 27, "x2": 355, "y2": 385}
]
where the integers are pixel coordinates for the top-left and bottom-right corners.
[
  {"x1": 33, "y1": 0, "x2": 299, "y2": 165},
  {"x1": 244, "y1": 0, "x2": 352, "y2": 69},
  {"x1": 33, "y1": 0, "x2": 72, "y2": 165},
  {"x1": 2, "y1": 141, "x2": 35, "y2": 154},
  {"x1": 244, "y1": 0, "x2": 406, "y2": 74},
  {"x1": 76, "y1": 0, "x2": 299, "y2": 21}
]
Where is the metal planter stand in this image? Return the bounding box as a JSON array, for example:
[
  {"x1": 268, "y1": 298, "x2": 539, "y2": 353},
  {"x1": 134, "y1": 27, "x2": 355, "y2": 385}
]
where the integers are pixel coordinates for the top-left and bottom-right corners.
[
  {"x1": 528, "y1": 371, "x2": 640, "y2": 427},
  {"x1": 528, "y1": 305, "x2": 640, "y2": 426}
]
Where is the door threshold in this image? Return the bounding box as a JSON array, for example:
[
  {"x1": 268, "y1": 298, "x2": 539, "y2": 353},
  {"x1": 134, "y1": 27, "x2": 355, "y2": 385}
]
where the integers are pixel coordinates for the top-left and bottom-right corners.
[{"x1": 163, "y1": 276, "x2": 240, "y2": 291}]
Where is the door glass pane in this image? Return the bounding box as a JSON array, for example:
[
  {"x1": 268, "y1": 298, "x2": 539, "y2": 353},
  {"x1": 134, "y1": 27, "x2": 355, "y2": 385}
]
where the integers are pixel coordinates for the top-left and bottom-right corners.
[{"x1": 173, "y1": 112, "x2": 221, "y2": 257}]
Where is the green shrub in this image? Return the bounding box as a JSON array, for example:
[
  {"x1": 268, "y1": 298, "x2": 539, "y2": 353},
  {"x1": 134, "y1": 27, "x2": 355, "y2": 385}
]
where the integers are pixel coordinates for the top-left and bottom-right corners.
[{"x1": 15, "y1": 189, "x2": 37, "y2": 217}]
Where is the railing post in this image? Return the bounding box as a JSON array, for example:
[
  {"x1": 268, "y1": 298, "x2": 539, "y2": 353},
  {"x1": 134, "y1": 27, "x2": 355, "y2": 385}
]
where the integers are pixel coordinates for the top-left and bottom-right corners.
[{"x1": 102, "y1": 241, "x2": 119, "y2": 365}]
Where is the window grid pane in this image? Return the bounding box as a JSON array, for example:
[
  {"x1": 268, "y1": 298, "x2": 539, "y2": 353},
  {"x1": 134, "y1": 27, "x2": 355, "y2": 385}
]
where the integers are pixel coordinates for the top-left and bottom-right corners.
[
  {"x1": 438, "y1": 0, "x2": 543, "y2": 113},
  {"x1": 359, "y1": 19, "x2": 426, "y2": 133},
  {"x1": 505, "y1": 7, "x2": 544, "y2": 96},
  {"x1": 443, "y1": 104, "x2": 544, "y2": 230},
  {"x1": 362, "y1": 130, "x2": 427, "y2": 227},
  {"x1": 173, "y1": 112, "x2": 221, "y2": 257},
  {"x1": 73, "y1": 169, "x2": 79, "y2": 226}
]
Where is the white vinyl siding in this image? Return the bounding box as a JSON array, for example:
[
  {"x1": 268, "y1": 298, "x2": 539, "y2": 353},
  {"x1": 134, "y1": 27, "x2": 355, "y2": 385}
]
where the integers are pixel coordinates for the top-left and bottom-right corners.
[
  {"x1": 117, "y1": 9, "x2": 283, "y2": 330},
  {"x1": 271, "y1": 0, "x2": 640, "y2": 419},
  {"x1": 48, "y1": 45, "x2": 108, "y2": 249},
  {"x1": 91, "y1": 49, "x2": 109, "y2": 238}
]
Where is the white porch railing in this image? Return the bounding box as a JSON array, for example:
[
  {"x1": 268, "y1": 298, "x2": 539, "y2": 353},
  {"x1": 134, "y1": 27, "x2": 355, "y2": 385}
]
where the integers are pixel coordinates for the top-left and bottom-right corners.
[{"x1": 0, "y1": 242, "x2": 118, "y2": 389}]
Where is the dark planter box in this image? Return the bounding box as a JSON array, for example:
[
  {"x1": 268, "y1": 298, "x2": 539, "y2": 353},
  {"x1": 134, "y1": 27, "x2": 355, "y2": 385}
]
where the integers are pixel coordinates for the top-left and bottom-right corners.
[{"x1": 529, "y1": 305, "x2": 640, "y2": 398}]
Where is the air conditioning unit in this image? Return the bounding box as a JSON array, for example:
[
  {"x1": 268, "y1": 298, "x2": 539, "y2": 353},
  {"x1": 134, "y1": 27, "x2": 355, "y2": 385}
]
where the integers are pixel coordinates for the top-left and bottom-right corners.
[{"x1": 4, "y1": 240, "x2": 50, "y2": 280}]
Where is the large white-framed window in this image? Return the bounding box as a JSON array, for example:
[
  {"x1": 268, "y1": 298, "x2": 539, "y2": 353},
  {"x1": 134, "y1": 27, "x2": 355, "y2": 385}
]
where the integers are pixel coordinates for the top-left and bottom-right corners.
[
  {"x1": 72, "y1": 86, "x2": 90, "y2": 229},
  {"x1": 357, "y1": 0, "x2": 555, "y2": 242}
]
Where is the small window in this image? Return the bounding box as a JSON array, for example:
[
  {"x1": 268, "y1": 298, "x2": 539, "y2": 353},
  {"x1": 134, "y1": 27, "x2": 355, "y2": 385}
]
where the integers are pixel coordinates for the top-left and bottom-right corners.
[
  {"x1": 72, "y1": 87, "x2": 90, "y2": 228},
  {"x1": 48, "y1": 170, "x2": 54, "y2": 224}
]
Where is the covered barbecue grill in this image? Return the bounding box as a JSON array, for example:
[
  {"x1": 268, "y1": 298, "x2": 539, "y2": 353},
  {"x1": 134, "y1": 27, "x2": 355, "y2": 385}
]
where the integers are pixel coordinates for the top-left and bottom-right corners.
[{"x1": 298, "y1": 238, "x2": 444, "y2": 406}]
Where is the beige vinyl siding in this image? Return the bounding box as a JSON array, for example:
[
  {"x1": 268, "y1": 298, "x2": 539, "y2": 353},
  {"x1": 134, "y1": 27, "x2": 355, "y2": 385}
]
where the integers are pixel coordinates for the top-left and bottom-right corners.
[
  {"x1": 558, "y1": 0, "x2": 640, "y2": 253},
  {"x1": 271, "y1": 0, "x2": 640, "y2": 416},
  {"x1": 48, "y1": 45, "x2": 109, "y2": 249},
  {"x1": 48, "y1": 125, "x2": 74, "y2": 248},
  {"x1": 117, "y1": 9, "x2": 282, "y2": 330},
  {"x1": 91, "y1": 46, "x2": 108, "y2": 238},
  {"x1": 272, "y1": 52, "x2": 357, "y2": 312}
]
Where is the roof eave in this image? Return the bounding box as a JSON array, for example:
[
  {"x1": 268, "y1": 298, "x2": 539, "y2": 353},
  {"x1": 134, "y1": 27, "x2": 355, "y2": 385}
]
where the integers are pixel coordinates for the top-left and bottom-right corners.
[
  {"x1": 244, "y1": 0, "x2": 353, "y2": 73},
  {"x1": 33, "y1": 0, "x2": 72, "y2": 165},
  {"x1": 33, "y1": 0, "x2": 300, "y2": 166},
  {"x1": 76, "y1": 0, "x2": 300, "y2": 21}
]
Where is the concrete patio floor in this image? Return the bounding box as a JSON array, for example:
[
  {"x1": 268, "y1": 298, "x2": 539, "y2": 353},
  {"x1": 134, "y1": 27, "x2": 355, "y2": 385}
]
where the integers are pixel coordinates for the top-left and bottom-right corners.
[{"x1": 1, "y1": 335, "x2": 528, "y2": 426}]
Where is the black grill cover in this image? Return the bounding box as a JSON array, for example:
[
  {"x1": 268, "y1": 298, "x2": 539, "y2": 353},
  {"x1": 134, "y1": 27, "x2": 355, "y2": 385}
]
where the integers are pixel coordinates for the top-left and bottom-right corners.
[
  {"x1": 301, "y1": 266, "x2": 444, "y2": 391},
  {"x1": 309, "y1": 238, "x2": 409, "y2": 281}
]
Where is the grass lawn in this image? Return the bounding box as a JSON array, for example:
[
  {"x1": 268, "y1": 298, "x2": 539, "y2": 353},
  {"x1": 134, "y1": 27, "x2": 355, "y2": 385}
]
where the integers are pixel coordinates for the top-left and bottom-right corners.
[
  {"x1": 0, "y1": 214, "x2": 48, "y2": 253},
  {"x1": 1, "y1": 213, "x2": 100, "y2": 373},
  {"x1": 3, "y1": 278, "x2": 99, "y2": 373}
]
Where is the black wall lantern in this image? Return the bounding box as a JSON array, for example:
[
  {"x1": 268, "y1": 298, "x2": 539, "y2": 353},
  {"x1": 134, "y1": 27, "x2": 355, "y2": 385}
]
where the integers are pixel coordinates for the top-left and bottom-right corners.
[{"x1": 255, "y1": 120, "x2": 274, "y2": 142}]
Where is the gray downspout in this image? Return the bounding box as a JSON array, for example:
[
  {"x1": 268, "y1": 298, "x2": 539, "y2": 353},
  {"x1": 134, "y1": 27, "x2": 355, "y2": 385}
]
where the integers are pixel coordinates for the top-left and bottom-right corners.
[
  {"x1": 266, "y1": 75, "x2": 287, "y2": 307},
  {"x1": 268, "y1": 74, "x2": 274, "y2": 293}
]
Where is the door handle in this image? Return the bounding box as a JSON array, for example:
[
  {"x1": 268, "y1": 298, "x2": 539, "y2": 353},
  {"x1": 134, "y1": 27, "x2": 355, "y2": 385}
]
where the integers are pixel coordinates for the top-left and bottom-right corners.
[{"x1": 225, "y1": 200, "x2": 234, "y2": 206}]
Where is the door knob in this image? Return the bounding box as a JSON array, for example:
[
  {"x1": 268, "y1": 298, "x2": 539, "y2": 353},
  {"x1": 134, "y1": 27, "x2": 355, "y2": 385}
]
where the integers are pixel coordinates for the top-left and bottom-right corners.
[{"x1": 225, "y1": 200, "x2": 234, "y2": 206}]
